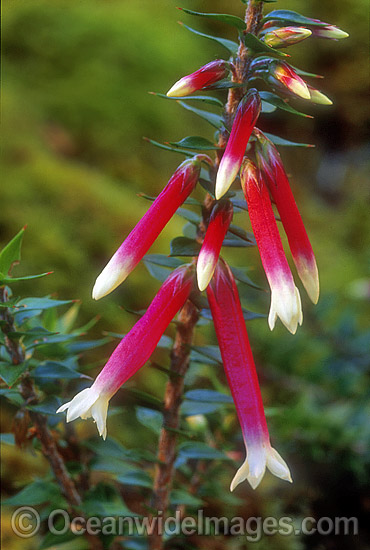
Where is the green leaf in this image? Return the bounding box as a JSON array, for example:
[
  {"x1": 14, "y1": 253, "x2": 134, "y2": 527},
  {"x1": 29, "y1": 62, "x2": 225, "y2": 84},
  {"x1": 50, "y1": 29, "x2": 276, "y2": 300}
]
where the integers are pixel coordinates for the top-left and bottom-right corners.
[
  {"x1": 0, "y1": 388, "x2": 24, "y2": 406},
  {"x1": 204, "y1": 79, "x2": 246, "y2": 91},
  {"x1": 185, "y1": 389, "x2": 233, "y2": 403},
  {"x1": 180, "y1": 22, "x2": 239, "y2": 55},
  {"x1": 138, "y1": 193, "x2": 200, "y2": 206},
  {"x1": 259, "y1": 91, "x2": 313, "y2": 118},
  {"x1": 176, "y1": 208, "x2": 201, "y2": 225},
  {"x1": 261, "y1": 101, "x2": 277, "y2": 113},
  {"x1": 190, "y1": 345, "x2": 222, "y2": 365},
  {"x1": 0, "y1": 361, "x2": 28, "y2": 387},
  {"x1": 117, "y1": 470, "x2": 153, "y2": 489},
  {"x1": 264, "y1": 132, "x2": 314, "y2": 148},
  {"x1": 181, "y1": 400, "x2": 223, "y2": 415},
  {"x1": 177, "y1": 441, "x2": 230, "y2": 461},
  {"x1": 28, "y1": 396, "x2": 61, "y2": 416},
  {"x1": 170, "y1": 489, "x2": 203, "y2": 507},
  {"x1": 179, "y1": 8, "x2": 246, "y2": 30},
  {"x1": 143, "y1": 254, "x2": 183, "y2": 282},
  {"x1": 33, "y1": 361, "x2": 90, "y2": 381},
  {"x1": 170, "y1": 237, "x2": 201, "y2": 257},
  {"x1": 136, "y1": 407, "x2": 163, "y2": 434},
  {"x1": 4, "y1": 479, "x2": 62, "y2": 506},
  {"x1": 263, "y1": 10, "x2": 328, "y2": 27},
  {"x1": 151, "y1": 92, "x2": 223, "y2": 108},
  {"x1": 144, "y1": 138, "x2": 193, "y2": 157},
  {"x1": 230, "y1": 266, "x2": 264, "y2": 291},
  {"x1": 0, "y1": 272, "x2": 51, "y2": 284},
  {"x1": 241, "y1": 32, "x2": 287, "y2": 58},
  {"x1": 177, "y1": 101, "x2": 223, "y2": 129},
  {"x1": 0, "y1": 227, "x2": 25, "y2": 277},
  {"x1": 15, "y1": 297, "x2": 73, "y2": 312},
  {"x1": 170, "y1": 136, "x2": 221, "y2": 151}
]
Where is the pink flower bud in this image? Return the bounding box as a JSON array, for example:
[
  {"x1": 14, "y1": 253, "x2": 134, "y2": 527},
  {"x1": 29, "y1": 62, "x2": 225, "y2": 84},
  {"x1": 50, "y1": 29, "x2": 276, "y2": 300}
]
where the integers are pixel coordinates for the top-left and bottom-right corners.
[
  {"x1": 206, "y1": 260, "x2": 292, "y2": 490},
  {"x1": 58, "y1": 264, "x2": 195, "y2": 438},
  {"x1": 250, "y1": 58, "x2": 310, "y2": 100},
  {"x1": 197, "y1": 200, "x2": 233, "y2": 291},
  {"x1": 240, "y1": 160, "x2": 302, "y2": 334},
  {"x1": 215, "y1": 89, "x2": 261, "y2": 199},
  {"x1": 309, "y1": 23, "x2": 349, "y2": 40},
  {"x1": 255, "y1": 130, "x2": 319, "y2": 304},
  {"x1": 166, "y1": 60, "x2": 230, "y2": 97},
  {"x1": 93, "y1": 156, "x2": 208, "y2": 300},
  {"x1": 262, "y1": 26, "x2": 312, "y2": 48}
]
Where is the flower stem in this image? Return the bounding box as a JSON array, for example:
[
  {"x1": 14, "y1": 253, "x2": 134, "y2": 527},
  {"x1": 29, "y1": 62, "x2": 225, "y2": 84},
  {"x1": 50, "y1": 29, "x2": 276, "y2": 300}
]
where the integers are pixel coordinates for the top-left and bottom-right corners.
[
  {"x1": 149, "y1": 3, "x2": 265, "y2": 548},
  {"x1": 149, "y1": 299, "x2": 199, "y2": 550}
]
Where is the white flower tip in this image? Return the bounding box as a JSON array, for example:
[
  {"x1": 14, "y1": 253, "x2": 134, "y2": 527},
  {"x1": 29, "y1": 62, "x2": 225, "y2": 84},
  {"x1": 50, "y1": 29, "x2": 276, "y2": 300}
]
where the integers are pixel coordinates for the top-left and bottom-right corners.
[
  {"x1": 297, "y1": 257, "x2": 320, "y2": 304},
  {"x1": 267, "y1": 447, "x2": 292, "y2": 484},
  {"x1": 215, "y1": 159, "x2": 238, "y2": 200},
  {"x1": 166, "y1": 79, "x2": 191, "y2": 98},
  {"x1": 290, "y1": 80, "x2": 311, "y2": 100},
  {"x1": 197, "y1": 254, "x2": 216, "y2": 292},
  {"x1": 268, "y1": 285, "x2": 303, "y2": 334},
  {"x1": 92, "y1": 258, "x2": 131, "y2": 300},
  {"x1": 56, "y1": 386, "x2": 110, "y2": 439}
]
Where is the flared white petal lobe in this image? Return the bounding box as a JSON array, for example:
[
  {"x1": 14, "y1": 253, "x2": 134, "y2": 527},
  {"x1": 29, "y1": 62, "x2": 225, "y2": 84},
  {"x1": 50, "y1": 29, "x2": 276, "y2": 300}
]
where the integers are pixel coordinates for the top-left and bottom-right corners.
[
  {"x1": 230, "y1": 459, "x2": 250, "y2": 492},
  {"x1": 266, "y1": 447, "x2": 292, "y2": 483},
  {"x1": 57, "y1": 386, "x2": 110, "y2": 440},
  {"x1": 231, "y1": 443, "x2": 291, "y2": 491},
  {"x1": 268, "y1": 285, "x2": 303, "y2": 334}
]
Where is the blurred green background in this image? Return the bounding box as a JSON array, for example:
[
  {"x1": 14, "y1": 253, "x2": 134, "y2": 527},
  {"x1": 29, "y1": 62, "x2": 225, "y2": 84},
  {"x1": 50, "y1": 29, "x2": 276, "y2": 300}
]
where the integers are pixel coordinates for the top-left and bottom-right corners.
[{"x1": 2, "y1": 0, "x2": 370, "y2": 548}]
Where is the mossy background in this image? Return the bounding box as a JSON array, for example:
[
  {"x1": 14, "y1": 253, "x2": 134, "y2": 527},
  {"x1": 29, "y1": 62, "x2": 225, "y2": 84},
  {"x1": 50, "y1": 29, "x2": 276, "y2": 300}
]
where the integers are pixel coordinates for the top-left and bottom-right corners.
[{"x1": 2, "y1": 1, "x2": 370, "y2": 549}]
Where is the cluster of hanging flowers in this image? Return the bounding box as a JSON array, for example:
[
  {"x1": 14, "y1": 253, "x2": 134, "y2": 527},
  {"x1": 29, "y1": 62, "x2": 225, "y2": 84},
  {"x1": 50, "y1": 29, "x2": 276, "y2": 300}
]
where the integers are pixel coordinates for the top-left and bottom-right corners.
[{"x1": 58, "y1": 8, "x2": 347, "y2": 490}]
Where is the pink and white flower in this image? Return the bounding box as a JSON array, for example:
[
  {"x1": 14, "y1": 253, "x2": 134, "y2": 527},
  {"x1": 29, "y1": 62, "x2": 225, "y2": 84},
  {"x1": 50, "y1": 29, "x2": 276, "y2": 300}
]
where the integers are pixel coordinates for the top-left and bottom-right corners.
[
  {"x1": 207, "y1": 260, "x2": 292, "y2": 490},
  {"x1": 215, "y1": 88, "x2": 261, "y2": 199},
  {"x1": 250, "y1": 57, "x2": 311, "y2": 100},
  {"x1": 240, "y1": 159, "x2": 302, "y2": 334},
  {"x1": 166, "y1": 60, "x2": 230, "y2": 97},
  {"x1": 255, "y1": 130, "x2": 319, "y2": 304},
  {"x1": 196, "y1": 200, "x2": 233, "y2": 291},
  {"x1": 262, "y1": 26, "x2": 312, "y2": 48},
  {"x1": 58, "y1": 265, "x2": 195, "y2": 438},
  {"x1": 92, "y1": 156, "x2": 208, "y2": 300}
]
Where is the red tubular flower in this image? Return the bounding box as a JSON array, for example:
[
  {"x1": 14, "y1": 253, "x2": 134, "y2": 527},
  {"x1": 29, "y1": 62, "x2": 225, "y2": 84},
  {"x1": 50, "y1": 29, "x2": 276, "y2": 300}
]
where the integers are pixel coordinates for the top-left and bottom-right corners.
[
  {"x1": 255, "y1": 130, "x2": 319, "y2": 304},
  {"x1": 206, "y1": 260, "x2": 292, "y2": 490},
  {"x1": 240, "y1": 159, "x2": 302, "y2": 334},
  {"x1": 166, "y1": 60, "x2": 230, "y2": 97},
  {"x1": 197, "y1": 200, "x2": 233, "y2": 291},
  {"x1": 215, "y1": 88, "x2": 261, "y2": 199},
  {"x1": 250, "y1": 57, "x2": 310, "y2": 100},
  {"x1": 93, "y1": 156, "x2": 209, "y2": 300},
  {"x1": 58, "y1": 264, "x2": 195, "y2": 438}
]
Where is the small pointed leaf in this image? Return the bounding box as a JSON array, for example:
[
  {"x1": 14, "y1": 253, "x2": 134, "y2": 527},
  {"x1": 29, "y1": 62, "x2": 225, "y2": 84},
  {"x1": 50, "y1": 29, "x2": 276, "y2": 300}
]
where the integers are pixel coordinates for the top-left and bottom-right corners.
[
  {"x1": 179, "y1": 8, "x2": 246, "y2": 30},
  {"x1": 177, "y1": 101, "x2": 223, "y2": 129},
  {"x1": 180, "y1": 22, "x2": 239, "y2": 55}
]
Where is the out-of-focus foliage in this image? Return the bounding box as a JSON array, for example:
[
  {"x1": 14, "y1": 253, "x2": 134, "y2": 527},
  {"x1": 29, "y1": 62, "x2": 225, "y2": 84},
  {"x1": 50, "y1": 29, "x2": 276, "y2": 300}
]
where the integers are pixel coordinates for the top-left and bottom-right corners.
[{"x1": 2, "y1": 0, "x2": 370, "y2": 549}]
